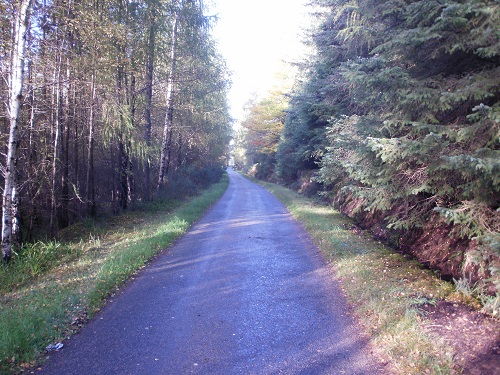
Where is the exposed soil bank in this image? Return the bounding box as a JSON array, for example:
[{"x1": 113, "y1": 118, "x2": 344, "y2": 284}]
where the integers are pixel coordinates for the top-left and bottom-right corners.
[
  {"x1": 336, "y1": 194, "x2": 497, "y2": 295},
  {"x1": 420, "y1": 301, "x2": 500, "y2": 375}
]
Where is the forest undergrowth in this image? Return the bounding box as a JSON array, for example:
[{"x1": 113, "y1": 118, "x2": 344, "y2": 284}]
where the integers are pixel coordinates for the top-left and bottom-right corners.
[{"x1": 0, "y1": 175, "x2": 229, "y2": 374}]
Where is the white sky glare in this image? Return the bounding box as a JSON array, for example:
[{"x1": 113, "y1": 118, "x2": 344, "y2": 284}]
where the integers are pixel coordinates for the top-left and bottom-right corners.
[{"x1": 209, "y1": 0, "x2": 310, "y2": 124}]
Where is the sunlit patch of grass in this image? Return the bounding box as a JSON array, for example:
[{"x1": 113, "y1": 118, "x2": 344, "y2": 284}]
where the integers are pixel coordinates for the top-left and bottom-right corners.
[
  {"x1": 0, "y1": 175, "x2": 228, "y2": 374},
  {"x1": 0, "y1": 241, "x2": 82, "y2": 295},
  {"x1": 261, "y1": 181, "x2": 456, "y2": 374}
]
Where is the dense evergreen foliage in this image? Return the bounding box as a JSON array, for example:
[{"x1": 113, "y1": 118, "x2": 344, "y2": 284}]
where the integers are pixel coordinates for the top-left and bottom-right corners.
[{"x1": 256, "y1": 0, "x2": 499, "y2": 296}]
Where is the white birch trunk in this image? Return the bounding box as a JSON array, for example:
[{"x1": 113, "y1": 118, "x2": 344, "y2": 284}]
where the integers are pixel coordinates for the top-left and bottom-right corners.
[
  {"x1": 2, "y1": 0, "x2": 32, "y2": 262},
  {"x1": 158, "y1": 10, "x2": 179, "y2": 189}
]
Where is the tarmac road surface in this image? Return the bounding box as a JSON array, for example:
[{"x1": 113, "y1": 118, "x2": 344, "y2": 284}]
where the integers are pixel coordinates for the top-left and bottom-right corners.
[{"x1": 39, "y1": 168, "x2": 381, "y2": 374}]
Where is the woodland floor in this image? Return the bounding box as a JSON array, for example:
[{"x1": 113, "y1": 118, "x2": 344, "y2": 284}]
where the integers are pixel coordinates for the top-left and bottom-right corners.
[
  {"x1": 420, "y1": 301, "x2": 500, "y2": 374},
  {"x1": 339, "y1": 199, "x2": 500, "y2": 373}
]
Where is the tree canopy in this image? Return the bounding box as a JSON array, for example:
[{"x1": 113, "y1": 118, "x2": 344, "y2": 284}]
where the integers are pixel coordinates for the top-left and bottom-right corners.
[
  {"x1": 242, "y1": 0, "x2": 499, "y2": 296},
  {"x1": 0, "y1": 0, "x2": 232, "y2": 258}
]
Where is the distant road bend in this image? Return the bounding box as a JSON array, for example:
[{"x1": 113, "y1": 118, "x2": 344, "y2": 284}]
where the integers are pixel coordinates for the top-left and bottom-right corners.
[{"x1": 40, "y1": 168, "x2": 381, "y2": 374}]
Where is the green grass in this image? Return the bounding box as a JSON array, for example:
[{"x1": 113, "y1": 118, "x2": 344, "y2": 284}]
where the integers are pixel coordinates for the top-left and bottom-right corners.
[
  {"x1": 260, "y1": 180, "x2": 458, "y2": 374},
  {"x1": 0, "y1": 175, "x2": 228, "y2": 374}
]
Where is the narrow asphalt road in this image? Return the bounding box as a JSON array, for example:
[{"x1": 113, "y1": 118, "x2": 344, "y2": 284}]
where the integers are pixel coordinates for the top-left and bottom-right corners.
[{"x1": 40, "y1": 169, "x2": 381, "y2": 374}]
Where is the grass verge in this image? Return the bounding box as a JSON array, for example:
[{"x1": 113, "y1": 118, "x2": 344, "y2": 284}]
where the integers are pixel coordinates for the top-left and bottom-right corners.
[
  {"x1": 260, "y1": 180, "x2": 459, "y2": 374},
  {"x1": 0, "y1": 175, "x2": 228, "y2": 374}
]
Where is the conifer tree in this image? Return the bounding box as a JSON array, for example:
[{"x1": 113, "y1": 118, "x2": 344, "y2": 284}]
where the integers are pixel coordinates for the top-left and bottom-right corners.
[
  {"x1": 0, "y1": 0, "x2": 231, "y2": 249},
  {"x1": 277, "y1": 0, "x2": 499, "y2": 291}
]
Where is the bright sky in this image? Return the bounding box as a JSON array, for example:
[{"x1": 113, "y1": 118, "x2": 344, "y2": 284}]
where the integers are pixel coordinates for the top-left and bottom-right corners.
[{"x1": 209, "y1": 0, "x2": 310, "y2": 124}]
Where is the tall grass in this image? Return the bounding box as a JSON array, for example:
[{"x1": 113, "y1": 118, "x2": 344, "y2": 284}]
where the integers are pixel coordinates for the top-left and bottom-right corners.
[
  {"x1": 0, "y1": 175, "x2": 228, "y2": 373},
  {"x1": 260, "y1": 181, "x2": 458, "y2": 374},
  {"x1": 0, "y1": 242, "x2": 80, "y2": 294}
]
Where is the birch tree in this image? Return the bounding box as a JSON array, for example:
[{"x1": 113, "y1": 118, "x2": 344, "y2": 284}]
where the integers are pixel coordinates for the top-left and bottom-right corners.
[
  {"x1": 0, "y1": 0, "x2": 231, "y2": 246},
  {"x1": 158, "y1": 2, "x2": 179, "y2": 189},
  {"x1": 2, "y1": 0, "x2": 32, "y2": 263}
]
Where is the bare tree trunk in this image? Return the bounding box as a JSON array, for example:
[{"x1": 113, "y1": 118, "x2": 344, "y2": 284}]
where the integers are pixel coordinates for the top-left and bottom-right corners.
[
  {"x1": 176, "y1": 131, "x2": 183, "y2": 171},
  {"x1": 73, "y1": 79, "x2": 80, "y2": 217},
  {"x1": 11, "y1": 159, "x2": 21, "y2": 248},
  {"x1": 111, "y1": 144, "x2": 117, "y2": 213},
  {"x1": 117, "y1": 63, "x2": 129, "y2": 210},
  {"x1": 50, "y1": 49, "x2": 63, "y2": 236},
  {"x1": 60, "y1": 59, "x2": 71, "y2": 228},
  {"x1": 2, "y1": 0, "x2": 32, "y2": 263},
  {"x1": 119, "y1": 140, "x2": 128, "y2": 210},
  {"x1": 86, "y1": 68, "x2": 96, "y2": 217},
  {"x1": 165, "y1": 126, "x2": 174, "y2": 178},
  {"x1": 126, "y1": 70, "x2": 135, "y2": 205},
  {"x1": 127, "y1": 140, "x2": 133, "y2": 204},
  {"x1": 158, "y1": 9, "x2": 179, "y2": 189},
  {"x1": 144, "y1": 7, "x2": 155, "y2": 201},
  {"x1": 26, "y1": 67, "x2": 37, "y2": 241},
  {"x1": 59, "y1": 0, "x2": 74, "y2": 227}
]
